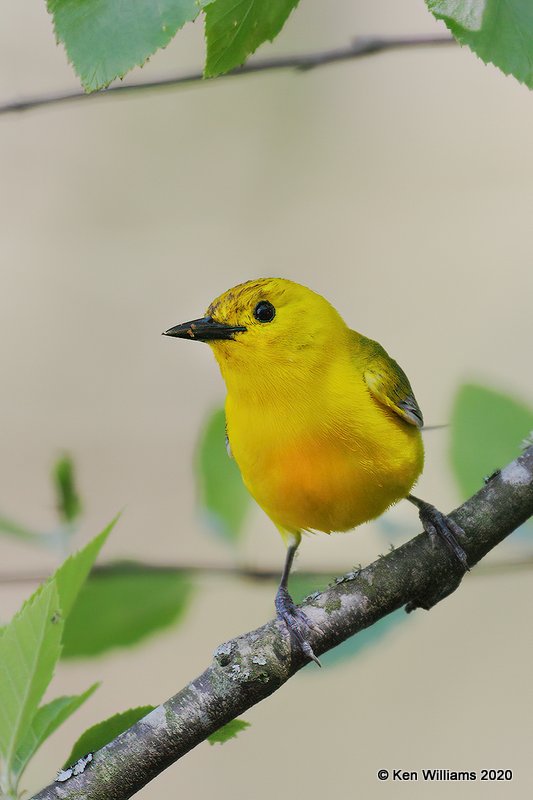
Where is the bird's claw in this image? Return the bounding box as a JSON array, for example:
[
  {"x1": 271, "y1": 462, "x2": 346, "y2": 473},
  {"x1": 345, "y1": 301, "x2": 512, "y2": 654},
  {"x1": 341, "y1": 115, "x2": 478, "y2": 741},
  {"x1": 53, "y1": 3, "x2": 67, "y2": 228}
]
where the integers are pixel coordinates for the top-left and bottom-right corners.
[
  {"x1": 418, "y1": 504, "x2": 469, "y2": 571},
  {"x1": 275, "y1": 587, "x2": 322, "y2": 666}
]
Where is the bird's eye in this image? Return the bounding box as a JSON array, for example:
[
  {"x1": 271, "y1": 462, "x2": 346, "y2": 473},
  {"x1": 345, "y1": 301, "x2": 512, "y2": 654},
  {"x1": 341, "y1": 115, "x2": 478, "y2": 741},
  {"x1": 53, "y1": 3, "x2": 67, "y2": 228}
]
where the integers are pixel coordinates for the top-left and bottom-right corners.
[{"x1": 254, "y1": 301, "x2": 276, "y2": 323}]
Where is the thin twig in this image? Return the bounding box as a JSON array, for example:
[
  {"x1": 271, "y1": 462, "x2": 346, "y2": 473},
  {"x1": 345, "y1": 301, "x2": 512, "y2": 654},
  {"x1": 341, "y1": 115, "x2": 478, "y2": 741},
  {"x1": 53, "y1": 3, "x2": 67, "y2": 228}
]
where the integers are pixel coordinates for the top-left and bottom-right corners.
[
  {"x1": 1, "y1": 550, "x2": 532, "y2": 588},
  {"x1": 0, "y1": 35, "x2": 454, "y2": 117},
  {"x1": 31, "y1": 446, "x2": 533, "y2": 800}
]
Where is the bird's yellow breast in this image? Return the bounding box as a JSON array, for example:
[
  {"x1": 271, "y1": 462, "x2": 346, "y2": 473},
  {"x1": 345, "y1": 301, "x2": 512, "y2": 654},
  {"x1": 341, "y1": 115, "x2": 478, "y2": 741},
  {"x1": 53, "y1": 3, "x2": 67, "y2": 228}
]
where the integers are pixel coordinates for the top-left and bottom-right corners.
[{"x1": 225, "y1": 359, "x2": 424, "y2": 536}]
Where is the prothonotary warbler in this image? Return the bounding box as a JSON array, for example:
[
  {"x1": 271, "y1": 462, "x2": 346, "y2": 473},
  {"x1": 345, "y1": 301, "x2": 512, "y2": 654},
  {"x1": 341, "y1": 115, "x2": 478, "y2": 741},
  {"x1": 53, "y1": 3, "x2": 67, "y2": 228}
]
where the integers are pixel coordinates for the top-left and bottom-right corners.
[{"x1": 164, "y1": 278, "x2": 468, "y2": 664}]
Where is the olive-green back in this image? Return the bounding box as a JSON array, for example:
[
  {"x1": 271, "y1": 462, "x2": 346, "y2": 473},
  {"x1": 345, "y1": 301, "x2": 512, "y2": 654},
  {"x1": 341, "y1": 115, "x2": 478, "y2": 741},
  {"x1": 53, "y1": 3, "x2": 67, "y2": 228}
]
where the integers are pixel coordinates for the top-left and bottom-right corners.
[{"x1": 353, "y1": 332, "x2": 424, "y2": 428}]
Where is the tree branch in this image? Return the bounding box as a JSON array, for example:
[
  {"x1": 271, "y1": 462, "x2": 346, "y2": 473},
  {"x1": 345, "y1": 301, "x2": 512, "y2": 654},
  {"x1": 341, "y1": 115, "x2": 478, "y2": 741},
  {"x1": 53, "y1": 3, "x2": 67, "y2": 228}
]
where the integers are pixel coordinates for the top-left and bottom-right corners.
[
  {"x1": 31, "y1": 445, "x2": 533, "y2": 800},
  {"x1": 0, "y1": 35, "x2": 454, "y2": 117}
]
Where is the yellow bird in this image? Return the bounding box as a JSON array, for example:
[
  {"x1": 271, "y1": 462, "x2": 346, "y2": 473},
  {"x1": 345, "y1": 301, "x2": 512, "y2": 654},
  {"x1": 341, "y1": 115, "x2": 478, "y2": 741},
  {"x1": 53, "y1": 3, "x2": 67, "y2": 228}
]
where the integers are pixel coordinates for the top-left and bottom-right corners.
[{"x1": 164, "y1": 278, "x2": 467, "y2": 664}]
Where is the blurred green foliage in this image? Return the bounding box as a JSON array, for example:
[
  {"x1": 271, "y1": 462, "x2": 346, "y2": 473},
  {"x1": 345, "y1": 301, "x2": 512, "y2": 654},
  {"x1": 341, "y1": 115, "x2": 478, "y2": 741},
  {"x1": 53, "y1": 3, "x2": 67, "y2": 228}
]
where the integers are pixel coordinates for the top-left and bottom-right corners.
[
  {"x1": 53, "y1": 454, "x2": 82, "y2": 524},
  {"x1": 196, "y1": 408, "x2": 250, "y2": 546},
  {"x1": 0, "y1": 454, "x2": 81, "y2": 551},
  {"x1": 289, "y1": 573, "x2": 333, "y2": 605},
  {"x1": 0, "y1": 513, "x2": 60, "y2": 549},
  {"x1": 62, "y1": 564, "x2": 193, "y2": 659},
  {"x1": 450, "y1": 384, "x2": 533, "y2": 498}
]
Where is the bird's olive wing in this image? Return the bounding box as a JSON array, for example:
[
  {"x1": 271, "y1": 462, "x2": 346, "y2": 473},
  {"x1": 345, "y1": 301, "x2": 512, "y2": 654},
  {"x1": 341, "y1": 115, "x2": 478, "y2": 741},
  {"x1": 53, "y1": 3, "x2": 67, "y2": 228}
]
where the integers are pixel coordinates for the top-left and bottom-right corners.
[{"x1": 361, "y1": 338, "x2": 424, "y2": 429}]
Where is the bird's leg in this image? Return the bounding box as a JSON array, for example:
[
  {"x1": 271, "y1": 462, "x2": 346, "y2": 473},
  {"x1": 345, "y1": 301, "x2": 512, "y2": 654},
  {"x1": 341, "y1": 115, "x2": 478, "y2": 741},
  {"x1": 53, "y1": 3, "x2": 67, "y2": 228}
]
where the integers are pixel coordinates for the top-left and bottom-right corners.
[
  {"x1": 407, "y1": 494, "x2": 469, "y2": 571},
  {"x1": 275, "y1": 536, "x2": 322, "y2": 666}
]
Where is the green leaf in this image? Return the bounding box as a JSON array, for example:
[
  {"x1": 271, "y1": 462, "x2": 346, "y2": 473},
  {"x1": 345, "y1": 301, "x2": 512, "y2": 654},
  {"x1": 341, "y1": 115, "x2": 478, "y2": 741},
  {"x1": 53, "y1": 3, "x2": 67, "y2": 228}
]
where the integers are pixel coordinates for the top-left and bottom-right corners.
[
  {"x1": 61, "y1": 563, "x2": 193, "y2": 658},
  {"x1": 426, "y1": 0, "x2": 533, "y2": 88},
  {"x1": 12, "y1": 684, "x2": 99, "y2": 780},
  {"x1": 208, "y1": 718, "x2": 250, "y2": 745},
  {"x1": 0, "y1": 582, "x2": 63, "y2": 771},
  {"x1": 0, "y1": 455, "x2": 82, "y2": 550},
  {"x1": 450, "y1": 384, "x2": 533, "y2": 498},
  {"x1": 47, "y1": 0, "x2": 202, "y2": 92},
  {"x1": 66, "y1": 706, "x2": 154, "y2": 765},
  {"x1": 0, "y1": 515, "x2": 41, "y2": 543},
  {"x1": 289, "y1": 573, "x2": 333, "y2": 605},
  {"x1": 0, "y1": 523, "x2": 113, "y2": 793},
  {"x1": 52, "y1": 517, "x2": 117, "y2": 618},
  {"x1": 196, "y1": 407, "x2": 250, "y2": 546},
  {"x1": 53, "y1": 454, "x2": 82, "y2": 524},
  {"x1": 204, "y1": 0, "x2": 300, "y2": 77}
]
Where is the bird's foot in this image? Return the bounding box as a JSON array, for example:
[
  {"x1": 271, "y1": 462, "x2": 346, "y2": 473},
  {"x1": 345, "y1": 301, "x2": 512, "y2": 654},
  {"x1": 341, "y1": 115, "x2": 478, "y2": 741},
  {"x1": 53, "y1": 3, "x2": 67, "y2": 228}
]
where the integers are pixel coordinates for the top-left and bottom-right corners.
[
  {"x1": 415, "y1": 500, "x2": 469, "y2": 571},
  {"x1": 275, "y1": 586, "x2": 322, "y2": 667}
]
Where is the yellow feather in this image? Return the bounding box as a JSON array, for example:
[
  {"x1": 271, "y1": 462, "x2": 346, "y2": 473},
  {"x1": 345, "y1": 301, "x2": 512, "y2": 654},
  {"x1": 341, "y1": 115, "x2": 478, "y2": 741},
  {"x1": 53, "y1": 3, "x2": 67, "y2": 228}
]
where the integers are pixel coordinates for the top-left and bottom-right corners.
[{"x1": 203, "y1": 278, "x2": 424, "y2": 540}]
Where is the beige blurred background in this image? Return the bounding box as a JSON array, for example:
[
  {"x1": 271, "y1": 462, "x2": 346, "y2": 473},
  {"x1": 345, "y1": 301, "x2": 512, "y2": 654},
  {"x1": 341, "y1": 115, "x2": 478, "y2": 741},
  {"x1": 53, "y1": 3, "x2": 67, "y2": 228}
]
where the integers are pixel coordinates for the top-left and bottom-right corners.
[{"x1": 1, "y1": 0, "x2": 532, "y2": 797}]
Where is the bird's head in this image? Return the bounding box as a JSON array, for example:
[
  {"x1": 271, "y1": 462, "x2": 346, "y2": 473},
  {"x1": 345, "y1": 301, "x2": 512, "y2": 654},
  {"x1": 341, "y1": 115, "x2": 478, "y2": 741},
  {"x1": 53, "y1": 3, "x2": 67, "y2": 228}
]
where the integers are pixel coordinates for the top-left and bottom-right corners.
[{"x1": 163, "y1": 278, "x2": 347, "y2": 394}]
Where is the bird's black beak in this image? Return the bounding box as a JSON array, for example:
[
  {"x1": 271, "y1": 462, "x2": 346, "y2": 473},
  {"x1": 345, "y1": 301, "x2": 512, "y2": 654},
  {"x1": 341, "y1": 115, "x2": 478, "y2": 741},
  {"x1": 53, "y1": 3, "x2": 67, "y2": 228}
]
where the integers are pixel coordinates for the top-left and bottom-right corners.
[{"x1": 162, "y1": 316, "x2": 246, "y2": 342}]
